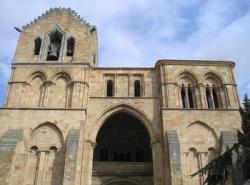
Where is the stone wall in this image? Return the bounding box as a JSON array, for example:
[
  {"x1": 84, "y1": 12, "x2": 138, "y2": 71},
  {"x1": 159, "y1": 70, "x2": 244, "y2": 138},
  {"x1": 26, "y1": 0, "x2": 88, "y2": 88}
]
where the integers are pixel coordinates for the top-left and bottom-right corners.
[{"x1": 0, "y1": 8, "x2": 242, "y2": 185}]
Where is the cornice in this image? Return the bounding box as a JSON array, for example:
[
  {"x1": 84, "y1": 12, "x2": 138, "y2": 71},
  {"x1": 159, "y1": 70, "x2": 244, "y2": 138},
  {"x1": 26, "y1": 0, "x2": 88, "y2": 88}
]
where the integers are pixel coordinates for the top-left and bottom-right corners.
[
  {"x1": 93, "y1": 67, "x2": 154, "y2": 70},
  {"x1": 0, "y1": 107, "x2": 87, "y2": 111},
  {"x1": 155, "y1": 59, "x2": 235, "y2": 68}
]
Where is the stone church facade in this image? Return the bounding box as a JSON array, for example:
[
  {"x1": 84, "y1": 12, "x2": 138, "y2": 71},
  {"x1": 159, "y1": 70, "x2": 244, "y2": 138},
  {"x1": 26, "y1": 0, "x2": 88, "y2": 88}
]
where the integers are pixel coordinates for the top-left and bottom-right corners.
[{"x1": 0, "y1": 8, "x2": 242, "y2": 185}]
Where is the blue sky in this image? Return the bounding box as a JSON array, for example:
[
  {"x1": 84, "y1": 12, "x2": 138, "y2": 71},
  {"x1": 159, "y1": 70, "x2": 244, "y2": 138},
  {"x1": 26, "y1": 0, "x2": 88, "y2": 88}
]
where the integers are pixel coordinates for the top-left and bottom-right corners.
[{"x1": 0, "y1": 0, "x2": 250, "y2": 105}]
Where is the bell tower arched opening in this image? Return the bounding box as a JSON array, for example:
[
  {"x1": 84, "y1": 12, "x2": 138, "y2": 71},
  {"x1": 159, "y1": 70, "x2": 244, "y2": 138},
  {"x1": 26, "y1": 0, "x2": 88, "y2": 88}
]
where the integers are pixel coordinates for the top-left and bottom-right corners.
[{"x1": 92, "y1": 112, "x2": 153, "y2": 185}]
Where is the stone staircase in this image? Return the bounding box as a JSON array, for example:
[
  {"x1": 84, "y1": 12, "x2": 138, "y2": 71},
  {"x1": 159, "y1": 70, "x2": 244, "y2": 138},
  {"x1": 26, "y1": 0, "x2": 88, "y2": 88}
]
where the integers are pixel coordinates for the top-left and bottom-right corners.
[{"x1": 0, "y1": 129, "x2": 23, "y2": 154}]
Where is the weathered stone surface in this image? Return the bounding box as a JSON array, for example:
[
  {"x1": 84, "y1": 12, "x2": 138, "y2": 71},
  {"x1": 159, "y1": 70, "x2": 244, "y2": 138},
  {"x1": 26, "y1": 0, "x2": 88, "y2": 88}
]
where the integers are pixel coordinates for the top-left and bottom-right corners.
[
  {"x1": 166, "y1": 130, "x2": 182, "y2": 185},
  {"x1": 0, "y1": 8, "x2": 242, "y2": 185}
]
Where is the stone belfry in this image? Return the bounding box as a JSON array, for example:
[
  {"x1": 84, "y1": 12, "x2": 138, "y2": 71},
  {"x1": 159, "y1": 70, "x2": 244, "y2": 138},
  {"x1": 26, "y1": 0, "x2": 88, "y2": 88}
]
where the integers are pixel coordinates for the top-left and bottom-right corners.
[{"x1": 6, "y1": 7, "x2": 97, "y2": 109}]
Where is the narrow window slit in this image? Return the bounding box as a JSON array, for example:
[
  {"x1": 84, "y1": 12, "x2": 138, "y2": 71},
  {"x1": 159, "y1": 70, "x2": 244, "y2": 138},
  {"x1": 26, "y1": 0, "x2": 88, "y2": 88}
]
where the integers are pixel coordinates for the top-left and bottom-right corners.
[
  {"x1": 107, "y1": 80, "x2": 114, "y2": 97},
  {"x1": 34, "y1": 37, "x2": 42, "y2": 55}
]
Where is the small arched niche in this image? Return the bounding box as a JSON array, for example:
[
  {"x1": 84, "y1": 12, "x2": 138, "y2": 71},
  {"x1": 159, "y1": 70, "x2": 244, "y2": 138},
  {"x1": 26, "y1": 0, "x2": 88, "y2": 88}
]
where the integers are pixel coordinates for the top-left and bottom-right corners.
[
  {"x1": 51, "y1": 72, "x2": 73, "y2": 108},
  {"x1": 27, "y1": 123, "x2": 64, "y2": 185},
  {"x1": 27, "y1": 72, "x2": 46, "y2": 107},
  {"x1": 30, "y1": 123, "x2": 63, "y2": 151},
  {"x1": 185, "y1": 121, "x2": 218, "y2": 151}
]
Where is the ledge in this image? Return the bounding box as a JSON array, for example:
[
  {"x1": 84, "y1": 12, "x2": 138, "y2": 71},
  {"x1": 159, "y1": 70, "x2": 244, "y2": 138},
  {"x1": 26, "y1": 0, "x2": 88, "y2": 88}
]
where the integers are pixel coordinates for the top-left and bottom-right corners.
[
  {"x1": 0, "y1": 107, "x2": 87, "y2": 111},
  {"x1": 92, "y1": 162, "x2": 153, "y2": 176},
  {"x1": 93, "y1": 67, "x2": 154, "y2": 70},
  {"x1": 161, "y1": 107, "x2": 239, "y2": 111},
  {"x1": 12, "y1": 62, "x2": 91, "y2": 67},
  {"x1": 90, "y1": 96, "x2": 158, "y2": 99},
  {"x1": 155, "y1": 59, "x2": 235, "y2": 68}
]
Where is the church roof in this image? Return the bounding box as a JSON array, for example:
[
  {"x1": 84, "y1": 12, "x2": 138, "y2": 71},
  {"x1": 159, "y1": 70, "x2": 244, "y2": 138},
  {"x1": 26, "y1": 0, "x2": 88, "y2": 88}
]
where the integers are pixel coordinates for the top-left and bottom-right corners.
[{"x1": 22, "y1": 7, "x2": 95, "y2": 30}]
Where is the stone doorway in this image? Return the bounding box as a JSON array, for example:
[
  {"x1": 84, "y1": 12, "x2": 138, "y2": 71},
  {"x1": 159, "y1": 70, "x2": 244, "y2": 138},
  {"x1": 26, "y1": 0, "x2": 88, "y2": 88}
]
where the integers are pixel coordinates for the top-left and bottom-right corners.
[{"x1": 92, "y1": 112, "x2": 153, "y2": 185}]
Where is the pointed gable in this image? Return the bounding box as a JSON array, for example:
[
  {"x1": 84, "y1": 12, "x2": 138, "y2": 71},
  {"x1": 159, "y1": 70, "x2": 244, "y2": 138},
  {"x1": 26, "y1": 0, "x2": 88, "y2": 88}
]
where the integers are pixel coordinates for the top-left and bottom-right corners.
[{"x1": 22, "y1": 7, "x2": 96, "y2": 31}]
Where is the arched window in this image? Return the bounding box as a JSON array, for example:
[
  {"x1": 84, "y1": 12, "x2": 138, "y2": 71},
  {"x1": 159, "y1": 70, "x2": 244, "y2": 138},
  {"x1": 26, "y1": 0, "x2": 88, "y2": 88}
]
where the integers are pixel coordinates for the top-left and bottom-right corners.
[
  {"x1": 181, "y1": 86, "x2": 187, "y2": 108},
  {"x1": 66, "y1": 37, "x2": 75, "y2": 56},
  {"x1": 34, "y1": 37, "x2": 42, "y2": 55},
  {"x1": 204, "y1": 73, "x2": 225, "y2": 109},
  {"x1": 178, "y1": 72, "x2": 197, "y2": 109},
  {"x1": 212, "y1": 87, "x2": 219, "y2": 108},
  {"x1": 206, "y1": 86, "x2": 213, "y2": 109},
  {"x1": 47, "y1": 30, "x2": 63, "y2": 61},
  {"x1": 107, "y1": 80, "x2": 114, "y2": 97},
  {"x1": 188, "y1": 86, "x2": 194, "y2": 108},
  {"x1": 134, "y1": 80, "x2": 141, "y2": 97},
  {"x1": 181, "y1": 85, "x2": 195, "y2": 108}
]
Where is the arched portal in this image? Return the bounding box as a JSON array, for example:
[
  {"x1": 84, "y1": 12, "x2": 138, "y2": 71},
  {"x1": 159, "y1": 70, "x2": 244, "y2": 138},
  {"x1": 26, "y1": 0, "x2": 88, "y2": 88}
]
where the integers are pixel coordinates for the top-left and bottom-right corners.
[{"x1": 92, "y1": 112, "x2": 153, "y2": 185}]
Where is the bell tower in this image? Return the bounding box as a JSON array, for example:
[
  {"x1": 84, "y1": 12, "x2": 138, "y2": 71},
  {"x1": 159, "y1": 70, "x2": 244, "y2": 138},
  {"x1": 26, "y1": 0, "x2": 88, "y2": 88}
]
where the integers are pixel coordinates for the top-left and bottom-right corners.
[
  {"x1": 5, "y1": 8, "x2": 97, "y2": 109},
  {"x1": 13, "y1": 7, "x2": 98, "y2": 65}
]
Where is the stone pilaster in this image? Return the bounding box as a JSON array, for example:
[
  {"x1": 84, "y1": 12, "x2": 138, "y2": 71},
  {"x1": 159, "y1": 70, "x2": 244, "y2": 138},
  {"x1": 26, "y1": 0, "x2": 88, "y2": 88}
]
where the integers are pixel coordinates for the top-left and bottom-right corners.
[
  {"x1": 166, "y1": 130, "x2": 183, "y2": 185},
  {"x1": 220, "y1": 131, "x2": 238, "y2": 185},
  {"x1": 151, "y1": 141, "x2": 165, "y2": 185},
  {"x1": 80, "y1": 140, "x2": 96, "y2": 185},
  {"x1": 63, "y1": 129, "x2": 80, "y2": 185}
]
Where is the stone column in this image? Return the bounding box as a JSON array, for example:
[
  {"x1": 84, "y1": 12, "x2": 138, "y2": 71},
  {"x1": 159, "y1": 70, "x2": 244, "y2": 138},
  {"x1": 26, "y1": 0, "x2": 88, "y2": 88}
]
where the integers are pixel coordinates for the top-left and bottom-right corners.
[
  {"x1": 151, "y1": 141, "x2": 165, "y2": 185},
  {"x1": 216, "y1": 86, "x2": 223, "y2": 108},
  {"x1": 198, "y1": 152, "x2": 207, "y2": 183},
  {"x1": 66, "y1": 81, "x2": 74, "y2": 107},
  {"x1": 19, "y1": 83, "x2": 30, "y2": 106},
  {"x1": 4, "y1": 67, "x2": 15, "y2": 107},
  {"x1": 159, "y1": 65, "x2": 167, "y2": 107},
  {"x1": 129, "y1": 74, "x2": 133, "y2": 96},
  {"x1": 184, "y1": 87, "x2": 190, "y2": 108},
  {"x1": 43, "y1": 81, "x2": 54, "y2": 107},
  {"x1": 198, "y1": 83, "x2": 207, "y2": 108},
  {"x1": 80, "y1": 140, "x2": 96, "y2": 185},
  {"x1": 35, "y1": 151, "x2": 47, "y2": 185},
  {"x1": 39, "y1": 82, "x2": 46, "y2": 107},
  {"x1": 209, "y1": 87, "x2": 215, "y2": 108}
]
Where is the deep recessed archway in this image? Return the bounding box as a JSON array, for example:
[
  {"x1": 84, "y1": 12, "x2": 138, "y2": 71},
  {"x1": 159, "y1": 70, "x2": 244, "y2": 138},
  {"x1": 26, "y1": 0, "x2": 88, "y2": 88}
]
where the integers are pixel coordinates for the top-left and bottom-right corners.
[
  {"x1": 92, "y1": 112, "x2": 153, "y2": 185},
  {"x1": 94, "y1": 112, "x2": 152, "y2": 162}
]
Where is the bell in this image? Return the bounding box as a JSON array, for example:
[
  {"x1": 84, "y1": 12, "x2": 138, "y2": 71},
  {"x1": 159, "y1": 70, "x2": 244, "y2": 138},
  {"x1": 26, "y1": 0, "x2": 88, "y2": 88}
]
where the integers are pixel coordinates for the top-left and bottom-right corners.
[
  {"x1": 47, "y1": 42, "x2": 60, "y2": 60},
  {"x1": 48, "y1": 50, "x2": 58, "y2": 59}
]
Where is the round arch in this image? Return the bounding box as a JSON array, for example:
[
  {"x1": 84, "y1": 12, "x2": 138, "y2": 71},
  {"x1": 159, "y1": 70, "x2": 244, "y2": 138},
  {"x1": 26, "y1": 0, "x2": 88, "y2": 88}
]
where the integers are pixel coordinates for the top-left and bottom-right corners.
[
  {"x1": 27, "y1": 121, "x2": 64, "y2": 151},
  {"x1": 51, "y1": 71, "x2": 73, "y2": 83},
  {"x1": 27, "y1": 70, "x2": 47, "y2": 84},
  {"x1": 202, "y1": 71, "x2": 225, "y2": 84},
  {"x1": 30, "y1": 122, "x2": 64, "y2": 143},
  {"x1": 176, "y1": 70, "x2": 199, "y2": 85},
  {"x1": 89, "y1": 103, "x2": 157, "y2": 144}
]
